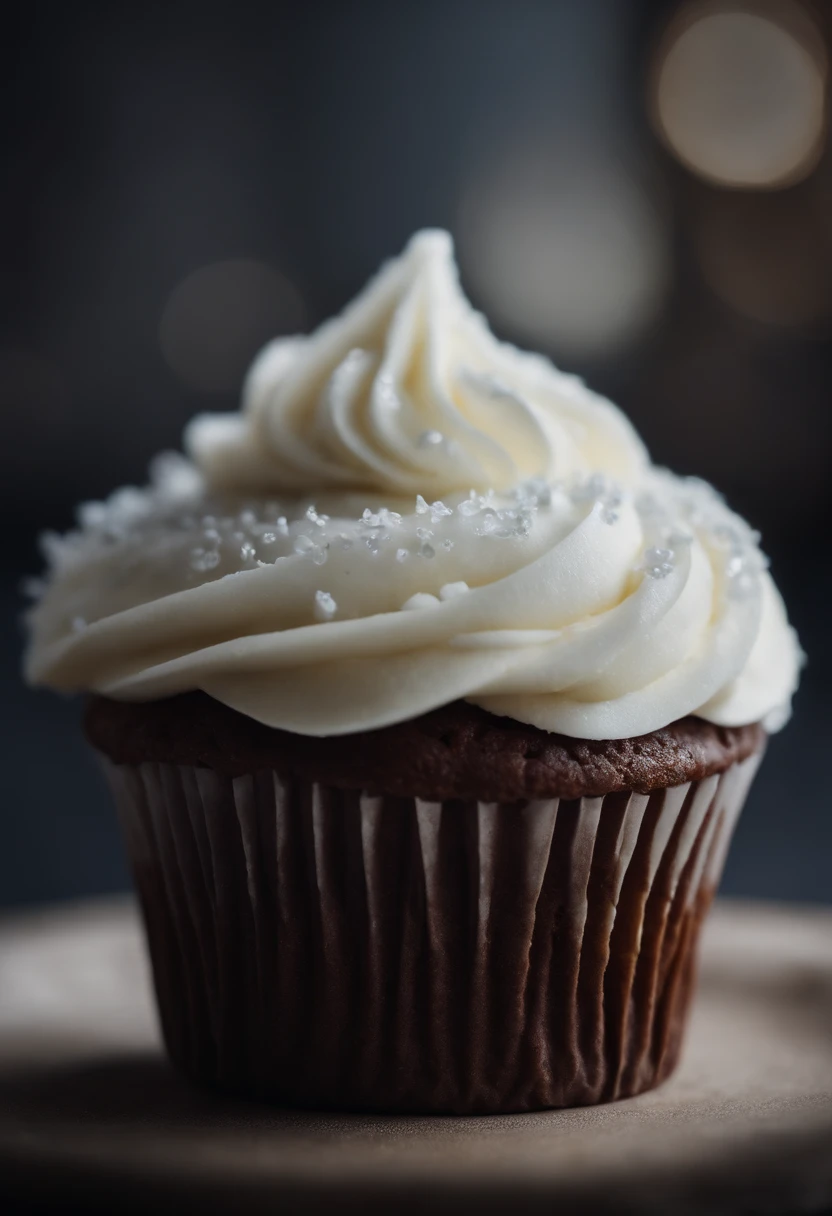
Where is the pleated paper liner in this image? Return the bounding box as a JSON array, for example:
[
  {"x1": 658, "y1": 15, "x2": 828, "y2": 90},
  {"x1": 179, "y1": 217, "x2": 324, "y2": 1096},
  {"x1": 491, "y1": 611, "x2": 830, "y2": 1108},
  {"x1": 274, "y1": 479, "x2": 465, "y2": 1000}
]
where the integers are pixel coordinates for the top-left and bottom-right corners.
[{"x1": 103, "y1": 751, "x2": 762, "y2": 1114}]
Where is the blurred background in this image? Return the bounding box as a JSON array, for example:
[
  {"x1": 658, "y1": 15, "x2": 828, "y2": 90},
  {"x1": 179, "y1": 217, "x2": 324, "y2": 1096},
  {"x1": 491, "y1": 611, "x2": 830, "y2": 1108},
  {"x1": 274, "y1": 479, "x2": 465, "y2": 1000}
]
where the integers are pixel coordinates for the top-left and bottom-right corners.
[{"x1": 1, "y1": 0, "x2": 829, "y2": 908}]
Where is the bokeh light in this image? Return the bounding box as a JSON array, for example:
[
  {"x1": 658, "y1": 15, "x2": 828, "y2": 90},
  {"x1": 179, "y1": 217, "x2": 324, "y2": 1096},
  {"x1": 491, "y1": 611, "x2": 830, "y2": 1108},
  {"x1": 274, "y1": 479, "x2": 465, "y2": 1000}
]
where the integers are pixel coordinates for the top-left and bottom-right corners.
[
  {"x1": 159, "y1": 259, "x2": 305, "y2": 394},
  {"x1": 652, "y1": 1, "x2": 827, "y2": 189},
  {"x1": 695, "y1": 188, "x2": 831, "y2": 329},
  {"x1": 458, "y1": 142, "x2": 670, "y2": 356}
]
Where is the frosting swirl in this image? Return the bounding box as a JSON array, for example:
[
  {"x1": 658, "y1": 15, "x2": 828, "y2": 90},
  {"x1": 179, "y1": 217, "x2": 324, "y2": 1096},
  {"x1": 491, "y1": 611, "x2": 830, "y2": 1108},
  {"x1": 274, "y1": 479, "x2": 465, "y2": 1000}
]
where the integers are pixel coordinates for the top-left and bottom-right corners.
[
  {"x1": 24, "y1": 232, "x2": 801, "y2": 739},
  {"x1": 186, "y1": 230, "x2": 648, "y2": 496}
]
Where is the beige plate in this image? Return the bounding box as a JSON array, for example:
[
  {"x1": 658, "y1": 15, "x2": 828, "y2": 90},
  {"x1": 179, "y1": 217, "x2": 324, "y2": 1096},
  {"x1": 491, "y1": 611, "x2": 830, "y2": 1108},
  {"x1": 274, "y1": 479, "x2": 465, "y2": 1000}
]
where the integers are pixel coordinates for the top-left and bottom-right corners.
[{"x1": 0, "y1": 897, "x2": 831, "y2": 1214}]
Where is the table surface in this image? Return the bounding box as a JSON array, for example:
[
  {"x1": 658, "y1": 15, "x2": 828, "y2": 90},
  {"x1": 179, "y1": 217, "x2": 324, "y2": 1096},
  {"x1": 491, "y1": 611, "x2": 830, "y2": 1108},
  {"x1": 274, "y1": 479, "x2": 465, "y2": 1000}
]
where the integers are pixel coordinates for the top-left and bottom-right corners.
[{"x1": 0, "y1": 897, "x2": 831, "y2": 1214}]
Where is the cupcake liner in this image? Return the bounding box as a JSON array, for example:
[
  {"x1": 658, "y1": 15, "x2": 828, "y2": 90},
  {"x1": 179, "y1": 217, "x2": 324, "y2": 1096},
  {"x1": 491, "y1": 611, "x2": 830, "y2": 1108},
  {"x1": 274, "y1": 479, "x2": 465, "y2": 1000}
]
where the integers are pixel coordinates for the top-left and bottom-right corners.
[{"x1": 103, "y1": 751, "x2": 762, "y2": 1114}]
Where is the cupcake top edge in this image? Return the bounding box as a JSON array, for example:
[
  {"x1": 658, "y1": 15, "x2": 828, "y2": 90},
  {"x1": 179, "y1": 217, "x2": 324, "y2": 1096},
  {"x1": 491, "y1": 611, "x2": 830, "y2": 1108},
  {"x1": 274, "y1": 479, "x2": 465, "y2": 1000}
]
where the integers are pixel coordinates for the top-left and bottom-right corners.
[
  {"x1": 85, "y1": 692, "x2": 766, "y2": 801},
  {"x1": 23, "y1": 230, "x2": 803, "y2": 740}
]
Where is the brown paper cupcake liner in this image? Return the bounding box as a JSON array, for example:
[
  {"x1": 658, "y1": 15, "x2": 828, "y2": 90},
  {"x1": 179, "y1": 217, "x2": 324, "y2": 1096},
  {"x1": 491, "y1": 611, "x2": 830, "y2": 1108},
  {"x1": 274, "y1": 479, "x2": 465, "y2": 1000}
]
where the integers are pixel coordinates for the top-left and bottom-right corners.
[{"x1": 102, "y1": 752, "x2": 762, "y2": 1114}]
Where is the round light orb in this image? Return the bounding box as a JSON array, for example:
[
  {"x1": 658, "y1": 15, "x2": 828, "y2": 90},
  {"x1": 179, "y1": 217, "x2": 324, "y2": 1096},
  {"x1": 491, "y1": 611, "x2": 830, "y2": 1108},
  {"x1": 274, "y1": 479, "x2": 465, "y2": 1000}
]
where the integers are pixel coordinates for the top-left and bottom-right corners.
[
  {"x1": 459, "y1": 151, "x2": 669, "y2": 356},
  {"x1": 652, "y1": 2, "x2": 827, "y2": 189}
]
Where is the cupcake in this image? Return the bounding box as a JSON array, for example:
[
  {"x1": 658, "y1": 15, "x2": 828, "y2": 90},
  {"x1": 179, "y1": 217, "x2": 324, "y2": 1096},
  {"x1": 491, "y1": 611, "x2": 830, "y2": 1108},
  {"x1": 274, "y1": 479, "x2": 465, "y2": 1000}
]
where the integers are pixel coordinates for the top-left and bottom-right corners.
[{"x1": 24, "y1": 231, "x2": 801, "y2": 1113}]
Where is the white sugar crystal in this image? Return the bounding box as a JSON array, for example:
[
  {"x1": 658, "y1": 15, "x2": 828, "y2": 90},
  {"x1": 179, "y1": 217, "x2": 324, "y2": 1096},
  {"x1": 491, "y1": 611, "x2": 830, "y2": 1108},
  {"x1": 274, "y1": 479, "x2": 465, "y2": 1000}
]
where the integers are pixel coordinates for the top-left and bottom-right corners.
[
  {"x1": 712, "y1": 523, "x2": 741, "y2": 549},
  {"x1": 600, "y1": 491, "x2": 622, "y2": 525},
  {"x1": 148, "y1": 451, "x2": 202, "y2": 499},
  {"x1": 415, "y1": 494, "x2": 430, "y2": 515},
  {"x1": 727, "y1": 569, "x2": 758, "y2": 600},
  {"x1": 191, "y1": 548, "x2": 221, "y2": 572},
  {"x1": 474, "y1": 512, "x2": 500, "y2": 537},
  {"x1": 375, "y1": 371, "x2": 400, "y2": 409},
  {"x1": 306, "y1": 505, "x2": 329, "y2": 527},
  {"x1": 77, "y1": 501, "x2": 109, "y2": 530},
  {"x1": 458, "y1": 495, "x2": 481, "y2": 517},
  {"x1": 636, "y1": 492, "x2": 662, "y2": 518},
  {"x1": 38, "y1": 530, "x2": 72, "y2": 572},
  {"x1": 108, "y1": 488, "x2": 154, "y2": 529},
  {"x1": 571, "y1": 473, "x2": 624, "y2": 525},
  {"x1": 642, "y1": 546, "x2": 675, "y2": 579},
  {"x1": 416, "y1": 526, "x2": 433, "y2": 541},
  {"x1": 430, "y1": 500, "x2": 453, "y2": 522},
  {"x1": 418, "y1": 429, "x2": 444, "y2": 447},
  {"x1": 418, "y1": 542, "x2": 436, "y2": 559},
  {"x1": 276, "y1": 516, "x2": 289, "y2": 536},
  {"x1": 314, "y1": 590, "x2": 337, "y2": 620},
  {"x1": 529, "y1": 478, "x2": 551, "y2": 508},
  {"x1": 239, "y1": 509, "x2": 257, "y2": 527},
  {"x1": 361, "y1": 508, "x2": 381, "y2": 527},
  {"x1": 441, "y1": 538, "x2": 454, "y2": 551},
  {"x1": 477, "y1": 505, "x2": 532, "y2": 539},
  {"x1": 463, "y1": 368, "x2": 522, "y2": 403},
  {"x1": 439, "y1": 581, "x2": 469, "y2": 600},
  {"x1": 576, "y1": 476, "x2": 610, "y2": 506},
  {"x1": 459, "y1": 489, "x2": 496, "y2": 518},
  {"x1": 260, "y1": 531, "x2": 277, "y2": 545},
  {"x1": 293, "y1": 535, "x2": 328, "y2": 565},
  {"x1": 401, "y1": 592, "x2": 441, "y2": 610},
  {"x1": 571, "y1": 473, "x2": 609, "y2": 504},
  {"x1": 395, "y1": 547, "x2": 409, "y2": 562},
  {"x1": 240, "y1": 541, "x2": 256, "y2": 561}
]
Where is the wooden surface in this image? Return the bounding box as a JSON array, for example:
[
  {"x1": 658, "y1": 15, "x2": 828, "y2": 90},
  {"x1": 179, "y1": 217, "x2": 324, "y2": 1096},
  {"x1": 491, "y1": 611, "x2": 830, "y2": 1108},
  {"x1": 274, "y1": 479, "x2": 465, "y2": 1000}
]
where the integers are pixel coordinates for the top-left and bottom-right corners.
[{"x1": 0, "y1": 897, "x2": 831, "y2": 1214}]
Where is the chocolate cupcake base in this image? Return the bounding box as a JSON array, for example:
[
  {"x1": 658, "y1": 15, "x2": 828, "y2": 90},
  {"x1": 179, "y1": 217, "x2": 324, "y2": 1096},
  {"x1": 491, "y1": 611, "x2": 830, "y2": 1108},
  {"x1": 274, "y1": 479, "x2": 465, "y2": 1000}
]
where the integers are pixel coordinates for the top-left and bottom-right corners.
[{"x1": 102, "y1": 747, "x2": 761, "y2": 1114}]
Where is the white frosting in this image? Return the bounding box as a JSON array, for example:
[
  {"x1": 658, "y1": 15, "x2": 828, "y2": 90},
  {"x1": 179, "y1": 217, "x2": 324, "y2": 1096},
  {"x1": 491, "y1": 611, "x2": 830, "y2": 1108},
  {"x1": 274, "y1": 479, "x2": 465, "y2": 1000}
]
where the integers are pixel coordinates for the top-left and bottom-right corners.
[
  {"x1": 24, "y1": 232, "x2": 801, "y2": 739},
  {"x1": 185, "y1": 230, "x2": 648, "y2": 497}
]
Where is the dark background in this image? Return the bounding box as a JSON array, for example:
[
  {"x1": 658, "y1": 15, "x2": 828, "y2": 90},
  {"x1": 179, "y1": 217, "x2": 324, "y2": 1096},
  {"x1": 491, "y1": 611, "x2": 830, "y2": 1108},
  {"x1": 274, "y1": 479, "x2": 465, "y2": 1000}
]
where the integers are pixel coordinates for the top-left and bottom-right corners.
[{"x1": 2, "y1": 0, "x2": 830, "y2": 909}]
